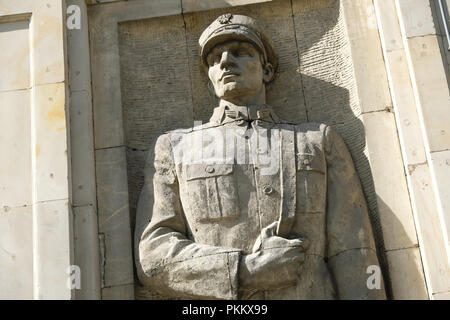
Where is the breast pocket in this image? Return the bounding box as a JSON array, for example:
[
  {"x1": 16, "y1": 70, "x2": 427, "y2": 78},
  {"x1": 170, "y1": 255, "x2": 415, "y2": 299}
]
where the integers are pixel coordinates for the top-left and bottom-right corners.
[
  {"x1": 296, "y1": 153, "x2": 326, "y2": 213},
  {"x1": 185, "y1": 164, "x2": 240, "y2": 222}
]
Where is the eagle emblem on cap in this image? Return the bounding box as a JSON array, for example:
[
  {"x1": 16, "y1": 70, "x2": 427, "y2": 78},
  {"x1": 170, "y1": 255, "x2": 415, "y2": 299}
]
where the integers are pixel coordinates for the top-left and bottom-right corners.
[{"x1": 218, "y1": 13, "x2": 233, "y2": 24}]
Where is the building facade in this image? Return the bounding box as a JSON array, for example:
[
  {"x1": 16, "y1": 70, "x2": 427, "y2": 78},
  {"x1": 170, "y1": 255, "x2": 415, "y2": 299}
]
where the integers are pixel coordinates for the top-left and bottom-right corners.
[{"x1": 1, "y1": 0, "x2": 450, "y2": 299}]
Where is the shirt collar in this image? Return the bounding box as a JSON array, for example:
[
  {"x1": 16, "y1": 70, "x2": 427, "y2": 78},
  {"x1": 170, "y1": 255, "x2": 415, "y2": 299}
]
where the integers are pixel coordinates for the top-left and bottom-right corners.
[{"x1": 209, "y1": 103, "x2": 280, "y2": 125}]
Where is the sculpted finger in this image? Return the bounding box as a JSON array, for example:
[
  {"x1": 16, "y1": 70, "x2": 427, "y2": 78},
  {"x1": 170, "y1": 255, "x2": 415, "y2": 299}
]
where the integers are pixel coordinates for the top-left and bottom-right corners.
[
  {"x1": 252, "y1": 236, "x2": 262, "y2": 253},
  {"x1": 261, "y1": 221, "x2": 278, "y2": 239}
]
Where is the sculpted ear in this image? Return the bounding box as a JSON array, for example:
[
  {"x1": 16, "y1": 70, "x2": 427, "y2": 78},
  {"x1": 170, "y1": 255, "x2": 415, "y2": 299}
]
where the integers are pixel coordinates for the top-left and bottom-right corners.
[{"x1": 262, "y1": 63, "x2": 275, "y2": 83}]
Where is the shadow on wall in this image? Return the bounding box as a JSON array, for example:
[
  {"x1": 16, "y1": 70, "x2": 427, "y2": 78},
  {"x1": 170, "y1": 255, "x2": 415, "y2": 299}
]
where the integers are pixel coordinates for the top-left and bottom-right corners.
[{"x1": 121, "y1": 0, "x2": 411, "y2": 299}]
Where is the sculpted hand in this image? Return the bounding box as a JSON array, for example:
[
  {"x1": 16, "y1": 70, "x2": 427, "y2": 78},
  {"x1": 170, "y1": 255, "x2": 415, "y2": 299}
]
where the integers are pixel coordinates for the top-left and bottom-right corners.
[{"x1": 238, "y1": 221, "x2": 309, "y2": 291}]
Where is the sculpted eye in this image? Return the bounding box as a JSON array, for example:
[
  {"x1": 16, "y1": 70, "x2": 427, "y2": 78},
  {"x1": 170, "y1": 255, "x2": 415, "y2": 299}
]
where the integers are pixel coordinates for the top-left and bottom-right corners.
[
  {"x1": 207, "y1": 52, "x2": 221, "y2": 66},
  {"x1": 236, "y1": 48, "x2": 250, "y2": 57},
  {"x1": 213, "y1": 54, "x2": 221, "y2": 65}
]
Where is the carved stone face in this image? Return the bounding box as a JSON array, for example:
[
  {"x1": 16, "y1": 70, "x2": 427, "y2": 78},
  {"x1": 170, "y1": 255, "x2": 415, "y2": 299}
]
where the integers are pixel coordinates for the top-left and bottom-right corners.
[{"x1": 206, "y1": 40, "x2": 265, "y2": 101}]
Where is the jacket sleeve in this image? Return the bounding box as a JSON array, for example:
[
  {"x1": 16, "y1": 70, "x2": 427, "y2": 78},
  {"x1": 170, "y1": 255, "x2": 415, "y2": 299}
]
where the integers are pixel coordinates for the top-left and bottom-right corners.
[
  {"x1": 136, "y1": 133, "x2": 240, "y2": 300},
  {"x1": 324, "y1": 125, "x2": 386, "y2": 299}
]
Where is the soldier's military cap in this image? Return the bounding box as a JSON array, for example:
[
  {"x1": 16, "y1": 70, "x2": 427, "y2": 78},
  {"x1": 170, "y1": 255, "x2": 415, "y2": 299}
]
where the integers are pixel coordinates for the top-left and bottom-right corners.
[{"x1": 199, "y1": 13, "x2": 278, "y2": 72}]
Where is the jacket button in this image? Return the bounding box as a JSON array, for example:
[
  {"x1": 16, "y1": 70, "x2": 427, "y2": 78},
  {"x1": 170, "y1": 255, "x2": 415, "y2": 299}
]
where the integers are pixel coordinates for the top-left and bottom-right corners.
[
  {"x1": 303, "y1": 159, "x2": 310, "y2": 166},
  {"x1": 263, "y1": 185, "x2": 273, "y2": 195},
  {"x1": 205, "y1": 166, "x2": 215, "y2": 173}
]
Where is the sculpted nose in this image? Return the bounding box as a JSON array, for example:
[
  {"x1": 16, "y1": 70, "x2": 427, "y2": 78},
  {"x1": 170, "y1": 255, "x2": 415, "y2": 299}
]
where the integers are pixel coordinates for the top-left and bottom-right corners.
[{"x1": 219, "y1": 50, "x2": 235, "y2": 69}]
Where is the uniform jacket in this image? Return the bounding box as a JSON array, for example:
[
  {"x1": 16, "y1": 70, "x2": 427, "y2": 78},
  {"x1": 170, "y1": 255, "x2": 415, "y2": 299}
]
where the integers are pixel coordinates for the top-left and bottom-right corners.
[{"x1": 136, "y1": 104, "x2": 386, "y2": 300}]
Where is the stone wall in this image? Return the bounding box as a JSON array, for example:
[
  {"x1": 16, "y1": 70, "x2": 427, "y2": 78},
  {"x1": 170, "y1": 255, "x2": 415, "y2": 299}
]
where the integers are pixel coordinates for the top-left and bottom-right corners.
[
  {"x1": 88, "y1": 0, "x2": 422, "y2": 299},
  {"x1": 0, "y1": 0, "x2": 73, "y2": 299},
  {"x1": 2, "y1": 0, "x2": 449, "y2": 300}
]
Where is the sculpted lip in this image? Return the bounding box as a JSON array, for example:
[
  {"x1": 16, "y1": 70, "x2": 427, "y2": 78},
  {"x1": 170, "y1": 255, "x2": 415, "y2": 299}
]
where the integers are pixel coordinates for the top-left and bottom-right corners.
[{"x1": 220, "y1": 71, "x2": 240, "y2": 81}]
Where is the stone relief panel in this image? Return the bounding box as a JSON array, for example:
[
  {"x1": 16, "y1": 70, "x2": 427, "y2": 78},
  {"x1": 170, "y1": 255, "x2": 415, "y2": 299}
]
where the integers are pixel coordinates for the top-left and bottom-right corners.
[{"x1": 113, "y1": 0, "x2": 389, "y2": 298}]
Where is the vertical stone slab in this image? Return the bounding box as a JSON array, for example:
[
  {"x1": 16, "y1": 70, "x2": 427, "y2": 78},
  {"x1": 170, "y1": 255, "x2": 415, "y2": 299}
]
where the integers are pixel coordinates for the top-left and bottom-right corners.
[
  {"x1": 69, "y1": 91, "x2": 97, "y2": 206},
  {"x1": 382, "y1": 49, "x2": 427, "y2": 165},
  {"x1": 1, "y1": 0, "x2": 72, "y2": 299},
  {"x1": 375, "y1": 0, "x2": 450, "y2": 298},
  {"x1": 341, "y1": 0, "x2": 392, "y2": 114},
  {"x1": 118, "y1": 14, "x2": 195, "y2": 229},
  {"x1": 407, "y1": 35, "x2": 450, "y2": 152},
  {"x1": 0, "y1": 19, "x2": 30, "y2": 91},
  {"x1": 362, "y1": 111, "x2": 419, "y2": 251},
  {"x1": 0, "y1": 6, "x2": 33, "y2": 300},
  {"x1": 88, "y1": 0, "x2": 182, "y2": 149},
  {"x1": 0, "y1": 206, "x2": 33, "y2": 299},
  {"x1": 0, "y1": 90, "x2": 32, "y2": 207},
  {"x1": 396, "y1": 0, "x2": 450, "y2": 271},
  {"x1": 341, "y1": 0, "x2": 427, "y2": 298},
  {"x1": 118, "y1": 14, "x2": 195, "y2": 150},
  {"x1": 396, "y1": 0, "x2": 437, "y2": 38},
  {"x1": 95, "y1": 146, "x2": 134, "y2": 289},
  {"x1": 88, "y1": 0, "x2": 184, "y2": 299},
  {"x1": 88, "y1": 10, "x2": 124, "y2": 149},
  {"x1": 34, "y1": 200, "x2": 73, "y2": 300},
  {"x1": 409, "y1": 163, "x2": 450, "y2": 294},
  {"x1": 66, "y1": 0, "x2": 101, "y2": 299},
  {"x1": 34, "y1": 83, "x2": 70, "y2": 203},
  {"x1": 430, "y1": 150, "x2": 450, "y2": 252},
  {"x1": 73, "y1": 205, "x2": 101, "y2": 299}
]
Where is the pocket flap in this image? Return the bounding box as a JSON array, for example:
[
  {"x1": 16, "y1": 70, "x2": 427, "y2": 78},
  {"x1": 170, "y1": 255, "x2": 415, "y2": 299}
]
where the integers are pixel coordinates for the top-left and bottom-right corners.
[
  {"x1": 296, "y1": 153, "x2": 325, "y2": 174},
  {"x1": 186, "y1": 164, "x2": 234, "y2": 181}
]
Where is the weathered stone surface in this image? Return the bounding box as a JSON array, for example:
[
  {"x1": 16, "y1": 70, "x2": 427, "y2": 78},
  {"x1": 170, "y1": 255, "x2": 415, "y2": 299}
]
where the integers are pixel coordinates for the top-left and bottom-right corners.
[
  {"x1": 0, "y1": 90, "x2": 32, "y2": 207},
  {"x1": 67, "y1": 0, "x2": 91, "y2": 93},
  {"x1": 294, "y1": 0, "x2": 358, "y2": 124},
  {"x1": 73, "y1": 205, "x2": 101, "y2": 300},
  {"x1": 328, "y1": 248, "x2": 386, "y2": 299},
  {"x1": 383, "y1": 49, "x2": 426, "y2": 165},
  {"x1": 386, "y1": 247, "x2": 428, "y2": 299},
  {"x1": 409, "y1": 163, "x2": 450, "y2": 294},
  {"x1": 341, "y1": 0, "x2": 392, "y2": 114},
  {"x1": 432, "y1": 0, "x2": 450, "y2": 38},
  {"x1": 34, "y1": 83, "x2": 69, "y2": 203},
  {"x1": 433, "y1": 291, "x2": 450, "y2": 300},
  {"x1": 70, "y1": 91, "x2": 96, "y2": 206},
  {"x1": 29, "y1": 0, "x2": 66, "y2": 86},
  {"x1": 102, "y1": 284, "x2": 134, "y2": 300},
  {"x1": 118, "y1": 14, "x2": 195, "y2": 151},
  {"x1": 362, "y1": 111, "x2": 419, "y2": 251},
  {"x1": 88, "y1": 0, "x2": 182, "y2": 149},
  {"x1": 89, "y1": 17, "x2": 125, "y2": 149},
  {"x1": 0, "y1": 0, "x2": 65, "y2": 85},
  {"x1": 0, "y1": 0, "x2": 73, "y2": 301},
  {"x1": 0, "y1": 205, "x2": 33, "y2": 299},
  {"x1": 407, "y1": 34, "x2": 450, "y2": 152},
  {"x1": 34, "y1": 199, "x2": 73, "y2": 300},
  {"x1": 95, "y1": 146, "x2": 134, "y2": 288},
  {"x1": 374, "y1": 0, "x2": 404, "y2": 52},
  {"x1": 0, "y1": 19, "x2": 30, "y2": 91},
  {"x1": 430, "y1": 149, "x2": 450, "y2": 247},
  {"x1": 396, "y1": 0, "x2": 436, "y2": 38}
]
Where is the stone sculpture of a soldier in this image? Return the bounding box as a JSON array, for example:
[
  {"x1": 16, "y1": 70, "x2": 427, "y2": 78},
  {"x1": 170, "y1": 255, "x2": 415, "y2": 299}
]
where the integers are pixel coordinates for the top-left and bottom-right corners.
[{"x1": 135, "y1": 14, "x2": 386, "y2": 300}]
